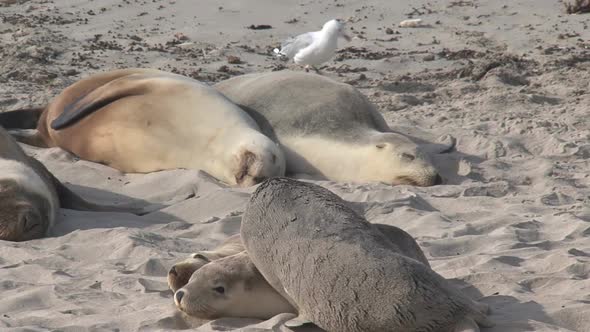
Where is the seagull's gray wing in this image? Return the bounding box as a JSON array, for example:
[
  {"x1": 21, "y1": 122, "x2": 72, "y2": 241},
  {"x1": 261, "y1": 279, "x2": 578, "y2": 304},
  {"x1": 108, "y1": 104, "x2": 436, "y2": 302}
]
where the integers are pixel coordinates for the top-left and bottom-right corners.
[{"x1": 276, "y1": 32, "x2": 316, "y2": 59}]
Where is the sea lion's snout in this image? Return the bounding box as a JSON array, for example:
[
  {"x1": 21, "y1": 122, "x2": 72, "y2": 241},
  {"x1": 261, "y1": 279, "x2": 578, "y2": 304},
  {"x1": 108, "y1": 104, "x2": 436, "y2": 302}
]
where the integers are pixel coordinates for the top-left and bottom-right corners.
[
  {"x1": 433, "y1": 174, "x2": 443, "y2": 186},
  {"x1": 167, "y1": 259, "x2": 207, "y2": 292},
  {"x1": 0, "y1": 201, "x2": 46, "y2": 242},
  {"x1": 235, "y1": 142, "x2": 286, "y2": 187},
  {"x1": 20, "y1": 209, "x2": 43, "y2": 234},
  {"x1": 174, "y1": 289, "x2": 185, "y2": 305}
]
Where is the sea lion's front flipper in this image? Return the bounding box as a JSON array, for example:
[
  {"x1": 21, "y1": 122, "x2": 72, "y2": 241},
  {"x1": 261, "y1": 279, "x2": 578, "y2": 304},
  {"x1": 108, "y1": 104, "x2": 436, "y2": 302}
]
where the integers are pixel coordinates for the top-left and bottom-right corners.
[
  {"x1": 454, "y1": 317, "x2": 480, "y2": 332},
  {"x1": 26, "y1": 156, "x2": 152, "y2": 215},
  {"x1": 55, "y1": 180, "x2": 151, "y2": 216},
  {"x1": 50, "y1": 73, "x2": 157, "y2": 130},
  {"x1": 284, "y1": 315, "x2": 313, "y2": 328},
  {"x1": 454, "y1": 302, "x2": 495, "y2": 332},
  {"x1": 9, "y1": 129, "x2": 49, "y2": 148}
]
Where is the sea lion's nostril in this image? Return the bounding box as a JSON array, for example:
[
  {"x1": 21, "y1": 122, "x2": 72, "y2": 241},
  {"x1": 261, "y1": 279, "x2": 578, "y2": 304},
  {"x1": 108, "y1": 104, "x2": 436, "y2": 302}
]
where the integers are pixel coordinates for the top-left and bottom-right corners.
[
  {"x1": 175, "y1": 290, "x2": 185, "y2": 304},
  {"x1": 271, "y1": 154, "x2": 277, "y2": 163},
  {"x1": 253, "y1": 176, "x2": 266, "y2": 184},
  {"x1": 169, "y1": 266, "x2": 178, "y2": 276},
  {"x1": 433, "y1": 174, "x2": 443, "y2": 185},
  {"x1": 20, "y1": 211, "x2": 41, "y2": 233}
]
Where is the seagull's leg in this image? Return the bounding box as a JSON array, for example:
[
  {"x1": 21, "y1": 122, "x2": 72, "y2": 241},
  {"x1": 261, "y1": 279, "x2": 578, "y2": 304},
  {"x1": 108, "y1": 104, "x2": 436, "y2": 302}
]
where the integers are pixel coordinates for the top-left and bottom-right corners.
[{"x1": 302, "y1": 64, "x2": 322, "y2": 74}]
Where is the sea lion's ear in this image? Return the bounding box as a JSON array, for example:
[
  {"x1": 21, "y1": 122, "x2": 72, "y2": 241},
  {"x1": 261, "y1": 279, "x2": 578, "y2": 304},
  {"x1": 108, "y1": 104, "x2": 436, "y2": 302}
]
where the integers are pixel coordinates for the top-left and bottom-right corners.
[
  {"x1": 284, "y1": 316, "x2": 313, "y2": 327},
  {"x1": 400, "y1": 152, "x2": 416, "y2": 161},
  {"x1": 191, "y1": 253, "x2": 213, "y2": 262},
  {"x1": 375, "y1": 143, "x2": 387, "y2": 149}
]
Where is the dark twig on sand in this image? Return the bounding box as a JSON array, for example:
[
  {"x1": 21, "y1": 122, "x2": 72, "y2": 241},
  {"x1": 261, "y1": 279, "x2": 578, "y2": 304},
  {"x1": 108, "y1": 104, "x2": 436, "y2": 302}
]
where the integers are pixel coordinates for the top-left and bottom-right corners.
[
  {"x1": 247, "y1": 24, "x2": 272, "y2": 30},
  {"x1": 565, "y1": 0, "x2": 590, "y2": 14}
]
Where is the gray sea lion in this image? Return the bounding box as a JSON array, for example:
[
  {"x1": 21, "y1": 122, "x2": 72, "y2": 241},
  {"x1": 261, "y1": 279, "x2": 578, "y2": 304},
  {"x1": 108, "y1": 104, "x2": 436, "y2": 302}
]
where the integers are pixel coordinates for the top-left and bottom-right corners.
[
  {"x1": 0, "y1": 69, "x2": 285, "y2": 187},
  {"x1": 0, "y1": 126, "x2": 143, "y2": 241},
  {"x1": 240, "y1": 177, "x2": 494, "y2": 332},
  {"x1": 173, "y1": 222, "x2": 430, "y2": 320},
  {"x1": 215, "y1": 71, "x2": 450, "y2": 186},
  {"x1": 168, "y1": 234, "x2": 244, "y2": 292}
]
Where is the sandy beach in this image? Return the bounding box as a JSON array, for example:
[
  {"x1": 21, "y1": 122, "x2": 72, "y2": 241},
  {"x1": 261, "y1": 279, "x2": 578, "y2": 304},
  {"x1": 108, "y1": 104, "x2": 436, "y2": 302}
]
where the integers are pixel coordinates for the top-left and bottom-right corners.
[{"x1": 1, "y1": 0, "x2": 590, "y2": 331}]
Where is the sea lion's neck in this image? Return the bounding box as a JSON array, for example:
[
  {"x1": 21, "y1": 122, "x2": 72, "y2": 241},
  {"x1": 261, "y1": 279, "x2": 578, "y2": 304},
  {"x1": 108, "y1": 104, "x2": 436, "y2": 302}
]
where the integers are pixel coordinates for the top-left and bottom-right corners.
[{"x1": 280, "y1": 135, "x2": 372, "y2": 181}]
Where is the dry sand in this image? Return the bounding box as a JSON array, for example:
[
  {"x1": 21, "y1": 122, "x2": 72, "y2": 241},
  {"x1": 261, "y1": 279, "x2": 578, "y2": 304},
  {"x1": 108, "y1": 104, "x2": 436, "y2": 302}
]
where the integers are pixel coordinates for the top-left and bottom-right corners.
[{"x1": 1, "y1": 0, "x2": 590, "y2": 331}]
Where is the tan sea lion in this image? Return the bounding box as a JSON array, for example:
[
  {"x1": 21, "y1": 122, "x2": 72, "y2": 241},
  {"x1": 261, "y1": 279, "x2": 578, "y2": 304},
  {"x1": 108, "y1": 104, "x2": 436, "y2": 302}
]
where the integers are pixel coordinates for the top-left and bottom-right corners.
[
  {"x1": 172, "y1": 224, "x2": 430, "y2": 320},
  {"x1": 0, "y1": 126, "x2": 143, "y2": 241},
  {"x1": 0, "y1": 69, "x2": 286, "y2": 187},
  {"x1": 175, "y1": 251, "x2": 296, "y2": 320},
  {"x1": 240, "y1": 177, "x2": 494, "y2": 332},
  {"x1": 215, "y1": 71, "x2": 452, "y2": 186}
]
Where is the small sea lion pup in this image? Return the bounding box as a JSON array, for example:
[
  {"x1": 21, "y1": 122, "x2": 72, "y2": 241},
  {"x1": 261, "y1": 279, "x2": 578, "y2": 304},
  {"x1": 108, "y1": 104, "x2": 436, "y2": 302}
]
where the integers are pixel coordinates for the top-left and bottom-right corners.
[
  {"x1": 172, "y1": 223, "x2": 430, "y2": 320},
  {"x1": 0, "y1": 69, "x2": 285, "y2": 187},
  {"x1": 0, "y1": 126, "x2": 143, "y2": 241},
  {"x1": 167, "y1": 234, "x2": 244, "y2": 292},
  {"x1": 176, "y1": 251, "x2": 296, "y2": 320},
  {"x1": 215, "y1": 71, "x2": 452, "y2": 186},
  {"x1": 241, "y1": 178, "x2": 494, "y2": 332}
]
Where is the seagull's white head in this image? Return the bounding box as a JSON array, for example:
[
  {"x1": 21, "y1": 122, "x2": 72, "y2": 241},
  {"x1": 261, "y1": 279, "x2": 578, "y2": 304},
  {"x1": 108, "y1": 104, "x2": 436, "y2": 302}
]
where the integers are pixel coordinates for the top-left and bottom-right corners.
[{"x1": 322, "y1": 19, "x2": 351, "y2": 41}]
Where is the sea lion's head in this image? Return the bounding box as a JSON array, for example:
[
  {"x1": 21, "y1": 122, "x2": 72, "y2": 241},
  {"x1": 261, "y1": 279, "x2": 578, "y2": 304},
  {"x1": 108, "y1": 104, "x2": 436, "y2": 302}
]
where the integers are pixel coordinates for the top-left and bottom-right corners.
[
  {"x1": 168, "y1": 252, "x2": 216, "y2": 292},
  {"x1": 232, "y1": 134, "x2": 286, "y2": 187},
  {"x1": 323, "y1": 19, "x2": 352, "y2": 41},
  {"x1": 368, "y1": 133, "x2": 443, "y2": 187},
  {"x1": 0, "y1": 180, "x2": 52, "y2": 241}
]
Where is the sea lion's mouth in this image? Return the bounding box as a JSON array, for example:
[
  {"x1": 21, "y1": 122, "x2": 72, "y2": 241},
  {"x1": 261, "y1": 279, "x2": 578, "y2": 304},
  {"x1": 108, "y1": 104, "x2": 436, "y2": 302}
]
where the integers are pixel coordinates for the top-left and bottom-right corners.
[
  {"x1": 176, "y1": 300, "x2": 219, "y2": 319},
  {"x1": 394, "y1": 176, "x2": 419, "y2": 186},
  {"x1": 252, "y1": 176, "x2": 266, "y2": 184},
  {"x1": 433, "y1": 174, "x2": 443, "y2": 185},
  {"x1": 394, "y1": 174, "x2": 443, "y2": 187},
  {"x1": 237, "y1": 174, "x2": 267, "y2": 187},
  {"x1": 23, "y1": 222, "x2": 42, "y2": 233}
]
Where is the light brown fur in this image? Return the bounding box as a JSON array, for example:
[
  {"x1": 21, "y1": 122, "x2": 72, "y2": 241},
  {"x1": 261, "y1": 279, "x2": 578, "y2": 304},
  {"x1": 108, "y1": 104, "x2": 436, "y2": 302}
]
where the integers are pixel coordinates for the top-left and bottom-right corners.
[
  {"x1": 174, "y1": 252, "x2": 296, "y2": 320},
  {"x1": 4, "y1": 69, "x2": 285, "y2": 187}
]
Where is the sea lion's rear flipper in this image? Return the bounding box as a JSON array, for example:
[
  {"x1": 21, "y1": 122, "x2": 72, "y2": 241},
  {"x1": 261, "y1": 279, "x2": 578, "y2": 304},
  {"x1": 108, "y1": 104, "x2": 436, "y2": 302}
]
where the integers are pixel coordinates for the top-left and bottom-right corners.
[
  {"x1": 474, "y1": 312, "x2": 495, "y2": 328},
  {"x1": 473, "y1": 301, "x2": 490, "y2": 315},
  {"x1": 423, "y1": 134, "x2": 457, "y2": 155},
  {"x1": 454, "y1": 317, "x2": 480, "y2": 332},
  {"x1": 51, "y1": 74, "x2": 157, "y2": 130},
  {"x1": 284, "y1": 315, "x2": 313, "y2": 328},
  {"x1": 9, "y1": 129, "x2": 49, "y2": 148},
  {"x1": 0, "y1": 107, "x2": 44, "y2": 129},
  {"x1": 471, "y1": 300, "x2": 494, "y2": 328},
  {"x1": 26, "y1": 156, "x2": 153, "y2": 216}
]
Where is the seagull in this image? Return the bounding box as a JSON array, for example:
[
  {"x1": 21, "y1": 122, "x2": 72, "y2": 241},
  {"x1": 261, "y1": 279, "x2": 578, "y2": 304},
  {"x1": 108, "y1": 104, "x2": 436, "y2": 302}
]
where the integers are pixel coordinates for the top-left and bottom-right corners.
[{"x1": 273, "y1": 19, "x2": 352, "y2": 72}]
